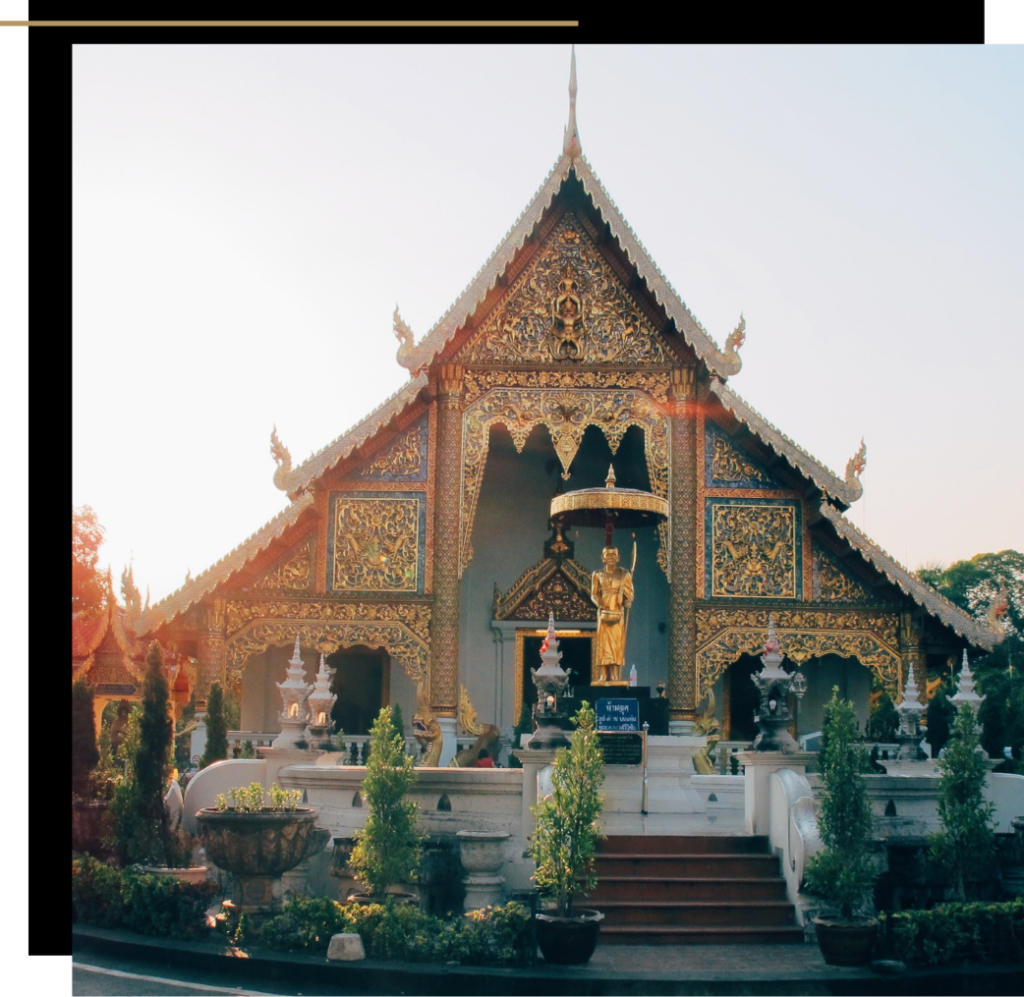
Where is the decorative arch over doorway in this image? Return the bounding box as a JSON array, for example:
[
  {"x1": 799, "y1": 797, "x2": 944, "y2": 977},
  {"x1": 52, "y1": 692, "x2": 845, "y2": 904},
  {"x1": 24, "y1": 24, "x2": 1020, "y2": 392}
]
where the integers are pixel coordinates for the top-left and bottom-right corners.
[
  {"x1": 695, "y1": 607, "x2": 901, "y2": 702},
  {"x1": 223, "y1": 599, "x2": 430, "y2": 694},
  {"x1": 459, "y1": 384, "x2": 671, "y2": 577}
]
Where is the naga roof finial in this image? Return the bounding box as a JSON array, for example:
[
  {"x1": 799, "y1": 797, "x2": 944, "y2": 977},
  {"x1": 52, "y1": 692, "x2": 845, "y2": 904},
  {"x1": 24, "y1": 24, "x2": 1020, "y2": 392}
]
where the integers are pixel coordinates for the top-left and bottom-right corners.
[
  {"x1": 394, "y1": 304, "x2": 418, "y2": 372},
  {"x1": 270, "y1": 425, "x2": 292, "y2": 492},
  {"x1": 844, "y1": 438, "x2": 867, "y2": 502},
  {"x1": 563, "y1": 45, "x2": 582, "y2": 159}
]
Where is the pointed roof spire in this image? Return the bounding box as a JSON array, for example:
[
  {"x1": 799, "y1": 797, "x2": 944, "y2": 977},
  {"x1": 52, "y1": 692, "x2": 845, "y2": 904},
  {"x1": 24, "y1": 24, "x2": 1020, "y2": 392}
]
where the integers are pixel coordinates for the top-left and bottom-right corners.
[{"x1": 562, "y1": 45, "x2": 582, "y2": 159}]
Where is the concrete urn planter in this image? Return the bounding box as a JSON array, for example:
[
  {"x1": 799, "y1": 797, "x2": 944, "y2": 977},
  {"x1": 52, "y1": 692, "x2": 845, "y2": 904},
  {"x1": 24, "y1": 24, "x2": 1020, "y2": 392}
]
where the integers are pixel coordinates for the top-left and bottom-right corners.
[
  {"x1": 139, "y1": 865, "x2": 209, "y2": 884},
  {"x1": 196, "y1": 808, "x2": 330, "y2": 913},
  {"x1": 457, "y1": 830, "x2": 509, "y2": 911}
]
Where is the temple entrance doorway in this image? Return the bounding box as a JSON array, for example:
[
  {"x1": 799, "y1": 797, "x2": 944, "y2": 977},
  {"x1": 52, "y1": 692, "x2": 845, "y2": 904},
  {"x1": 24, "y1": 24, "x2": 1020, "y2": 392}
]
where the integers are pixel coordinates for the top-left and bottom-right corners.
[
  {"x1": 724, "y1": 654, "x2": 764, "y2": 742},
  {"x1": 326, "y1": 645, "x2": 390, "y2": 736}
]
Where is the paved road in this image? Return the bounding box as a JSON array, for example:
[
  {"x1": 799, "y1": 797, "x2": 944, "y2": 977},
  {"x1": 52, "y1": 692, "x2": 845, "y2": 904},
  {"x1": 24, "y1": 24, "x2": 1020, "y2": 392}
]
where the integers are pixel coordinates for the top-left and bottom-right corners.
[{"x1": 71, "y1": 953, "x2": 371, "y2": 997}]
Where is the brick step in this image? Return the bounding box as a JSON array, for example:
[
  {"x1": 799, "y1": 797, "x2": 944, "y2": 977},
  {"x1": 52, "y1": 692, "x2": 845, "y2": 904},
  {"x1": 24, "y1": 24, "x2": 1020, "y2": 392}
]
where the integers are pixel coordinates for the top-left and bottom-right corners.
[
  {"x1": 594, "y1": 854, "x2": 780, "y2": 878},
  {"x1": 589, "y1": 876, "x2": 787, "y2": 902},
  {"x1": 600, "y1": 925, "x2": 805, "y2": 946},
  {"x1": 597, "y1": 835, "x2": 768, "y2": 855},
  {"x1": 596, "y1": 900, "x2": 796, "y2": 928}
]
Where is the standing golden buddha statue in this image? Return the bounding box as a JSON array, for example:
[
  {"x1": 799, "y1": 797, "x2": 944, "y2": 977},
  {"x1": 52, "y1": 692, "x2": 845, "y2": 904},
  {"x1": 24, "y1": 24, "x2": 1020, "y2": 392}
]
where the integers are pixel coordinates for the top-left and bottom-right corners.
[{"x1": 591, "y1": 546, "x2": 634, "y2": 684}]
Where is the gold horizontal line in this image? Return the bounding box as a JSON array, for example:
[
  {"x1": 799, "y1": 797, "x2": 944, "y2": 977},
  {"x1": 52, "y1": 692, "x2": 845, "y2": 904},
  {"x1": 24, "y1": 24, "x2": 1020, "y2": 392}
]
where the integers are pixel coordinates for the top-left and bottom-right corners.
[{"x1": 0, "y1": 20, "x2": 579, "y2": 27}]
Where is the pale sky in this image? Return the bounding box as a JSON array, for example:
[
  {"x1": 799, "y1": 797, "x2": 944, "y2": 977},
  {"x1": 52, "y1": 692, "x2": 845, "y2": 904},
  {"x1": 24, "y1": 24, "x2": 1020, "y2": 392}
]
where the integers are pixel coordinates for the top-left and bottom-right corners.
[{"x1": 72, "y1": 44, "x2": 1024, "y2": 606}]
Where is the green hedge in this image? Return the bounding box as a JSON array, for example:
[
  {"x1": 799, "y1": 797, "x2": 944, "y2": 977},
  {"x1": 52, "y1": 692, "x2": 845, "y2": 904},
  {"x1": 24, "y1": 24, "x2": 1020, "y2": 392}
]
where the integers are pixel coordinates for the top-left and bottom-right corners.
[
  {"x1": 72, "y1": 856, "x2": 217, "y2": 940},
  {"x1": 258, "y1": 895, "x2": 533, "y2": 966},
  {"x1": 876, "y1": 899, "x2": 1024, "y2": 966}
]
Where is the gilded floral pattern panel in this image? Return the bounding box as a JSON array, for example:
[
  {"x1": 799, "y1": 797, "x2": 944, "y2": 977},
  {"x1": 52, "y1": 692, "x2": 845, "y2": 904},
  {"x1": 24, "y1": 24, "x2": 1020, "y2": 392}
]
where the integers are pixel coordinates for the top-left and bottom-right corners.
[
  {"x1": 707, "y1": 499, "x2": 801, "y2": 599},
  {"x1": 250, "y1": 533, "x2": 315, "y2": 592},
  {"x1": 705, "y1": 423, "x2": 783, "y2": 490},
  {"x1": 458, "y1": 213, "x2": 670, "y2": 366},
  {"x1": 328, "y1": 493, "x2": 425, "y2": 593},
  {"x1": 356, "y1": 416, "x2": 428, "y2": 482},
  {"x1": 811, "y1": 543, "x2": 874, "y2": 603}
]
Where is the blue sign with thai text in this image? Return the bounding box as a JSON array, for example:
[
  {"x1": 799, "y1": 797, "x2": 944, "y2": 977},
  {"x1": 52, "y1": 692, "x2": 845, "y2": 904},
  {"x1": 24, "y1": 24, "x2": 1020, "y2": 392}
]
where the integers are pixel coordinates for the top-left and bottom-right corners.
[{"x1": 596, "y1": 698, "x2": 639, "y2": 732}]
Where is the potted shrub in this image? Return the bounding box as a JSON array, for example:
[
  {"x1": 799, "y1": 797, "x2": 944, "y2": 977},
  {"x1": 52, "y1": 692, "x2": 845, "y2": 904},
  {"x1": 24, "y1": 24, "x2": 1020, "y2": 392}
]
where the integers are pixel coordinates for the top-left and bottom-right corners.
[
  {"x1": 803, "y1": 687, "x2": 878, "y2": 965},
  {"x1": 529, "y1": 701, "x2": 605, "y2": 965},
  {"x1": 347, "y1": 706, "x2": 423, "y2": 905},
  {"x1": 197, "y1": 782, "x2": 329, "y2": 912}
]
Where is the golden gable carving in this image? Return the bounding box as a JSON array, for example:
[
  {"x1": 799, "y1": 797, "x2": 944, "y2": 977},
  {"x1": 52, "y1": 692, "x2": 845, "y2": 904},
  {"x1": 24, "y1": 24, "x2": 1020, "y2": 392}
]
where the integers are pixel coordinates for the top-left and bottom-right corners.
[{"x1": 458, "y1": 214, "x2": 670, "y2": 366}]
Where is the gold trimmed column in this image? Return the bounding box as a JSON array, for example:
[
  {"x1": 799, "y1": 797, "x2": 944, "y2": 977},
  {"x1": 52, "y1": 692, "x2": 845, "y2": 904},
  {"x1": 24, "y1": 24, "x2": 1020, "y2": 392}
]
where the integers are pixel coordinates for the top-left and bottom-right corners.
[
  {"x1": 668, "y1": 368, "x2": 699, "y2": 731},
  {"x1": 196, "y1": 598, "x2": 227, "y2": 707},
  {"x1": 429, "y1": 364, "x2": 464, "y2": 729}
]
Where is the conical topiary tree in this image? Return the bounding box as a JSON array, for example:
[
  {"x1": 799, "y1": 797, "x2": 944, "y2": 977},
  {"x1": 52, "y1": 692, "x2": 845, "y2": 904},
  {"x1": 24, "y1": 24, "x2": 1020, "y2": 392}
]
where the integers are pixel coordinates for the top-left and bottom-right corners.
[
  {"x1": 930, "y1": 703, "x2": 997, "y2": 901},
  {"x1": 803, "y1": 688, "x2": 876, "y2": 920},
  {"x1": 530, "y1": 701, "x2": 605, "y2": 918},
  {"x1": 200, "y1": 681, "x2": 229, "y2": 768},
  {"x1": 128, "y1": 641, "x2": 173, "y2": 864},
  {"x1": 72, "y1": 679, "x2": 100, "y2": 799},
  {"x1": 349, "y1": 706, "x2": 422, "y2": 901}
]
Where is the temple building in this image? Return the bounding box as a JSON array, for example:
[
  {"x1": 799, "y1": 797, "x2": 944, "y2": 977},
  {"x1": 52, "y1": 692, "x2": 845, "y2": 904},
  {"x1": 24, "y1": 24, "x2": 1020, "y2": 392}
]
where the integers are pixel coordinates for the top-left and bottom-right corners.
[{"x1": 125, "y1": 54, "x2": 1000, "y2": 765}]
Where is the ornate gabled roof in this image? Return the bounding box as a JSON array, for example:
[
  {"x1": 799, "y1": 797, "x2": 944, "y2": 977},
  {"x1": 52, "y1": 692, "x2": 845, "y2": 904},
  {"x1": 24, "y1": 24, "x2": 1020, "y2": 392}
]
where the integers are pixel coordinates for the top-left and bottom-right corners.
[
  {"x1": 136, "y1": 490, "x2": 316, "y2": 635},
  {"x1": 72, "y1": 574, "x2": 146, "y2": 681},
  {"x1": 708, "y1": 378, "x2": 864, "y2": 507},
  {"x1": 395, "y1": 154, "x2": 744, "y2": 380},
  {"x1": 283, "y1": 373, "x2": 428, "y2": 495},
  {"x1": 493, "y1": 553, "x2": 595, "y2": 622},
  {"x1": 393, "y1": 105, "x2": 746, "y2": 380},
  {"x1": 818, "y1": 503, "x2": 1003, "y2": 651}
]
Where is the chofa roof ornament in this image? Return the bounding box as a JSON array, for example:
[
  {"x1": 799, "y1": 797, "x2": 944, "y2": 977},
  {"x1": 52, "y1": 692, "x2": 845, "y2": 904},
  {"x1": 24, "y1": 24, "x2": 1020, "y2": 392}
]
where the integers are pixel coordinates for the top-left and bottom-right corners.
[
  {"x1": 563, "y1": 45, "x2": 582, "y2": 159},
  {"x1": 844, "y1": 438, "x2": 867, "y2": 502},
  {"x1": 394, "y1": 304, "x2": 419, "y2": 373}
]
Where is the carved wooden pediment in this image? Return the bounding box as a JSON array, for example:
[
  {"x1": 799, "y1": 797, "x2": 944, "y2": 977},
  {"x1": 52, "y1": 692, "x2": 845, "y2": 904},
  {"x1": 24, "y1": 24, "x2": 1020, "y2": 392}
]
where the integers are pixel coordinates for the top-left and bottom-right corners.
[
  {"x1": 493, "y1": 555, "x2": 596, "y2": 622},
  {"x1": 457, "y1": 212, "x2": 671, "y2": 367}
]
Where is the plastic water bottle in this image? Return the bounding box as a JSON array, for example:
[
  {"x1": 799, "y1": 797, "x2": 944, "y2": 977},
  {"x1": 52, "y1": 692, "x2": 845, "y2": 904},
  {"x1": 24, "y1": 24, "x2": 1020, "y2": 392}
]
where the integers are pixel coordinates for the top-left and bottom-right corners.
[{"x1": 629, "y1": 664, "x2": 638, "y2": 687}]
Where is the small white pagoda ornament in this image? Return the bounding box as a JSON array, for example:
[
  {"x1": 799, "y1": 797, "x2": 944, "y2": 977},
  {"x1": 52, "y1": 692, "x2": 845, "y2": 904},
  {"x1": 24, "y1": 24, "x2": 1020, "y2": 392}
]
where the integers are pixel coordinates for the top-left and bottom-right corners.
[
  {"x1": 895, "y1": 660, "x2": 927, "y2": 761},
  {"x1": 948, "y1": 650, "x2": 985, "y2": 715},
  {"x1": 272, "y1": 636, "x2": 313, "y2": 749},
  {"x1": 528, "y1": 612, "x2": 572, "y2": 751},
  {"x1": 750, "y1": 615, "x2": 800, "y2": 753},
  {"x1": 306, "y1": 654, "x2": 337, "y2": 747}
]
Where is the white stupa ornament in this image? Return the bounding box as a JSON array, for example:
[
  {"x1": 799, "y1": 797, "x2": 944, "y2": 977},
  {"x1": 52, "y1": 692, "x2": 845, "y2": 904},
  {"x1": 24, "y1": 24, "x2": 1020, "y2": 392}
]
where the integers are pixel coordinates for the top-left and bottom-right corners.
[
  {"x1": 948, "y1": 650, "x2": 985, "y2": 712},
  {"x1": 897, "y1": 660, "x2": 926, "y2": 718},
  {"x1": 272, "y1": 636, "x2": 313, "y2": 748},
  {"x1": 307, "y1": 654, "x2": 337, "y2": 729}
]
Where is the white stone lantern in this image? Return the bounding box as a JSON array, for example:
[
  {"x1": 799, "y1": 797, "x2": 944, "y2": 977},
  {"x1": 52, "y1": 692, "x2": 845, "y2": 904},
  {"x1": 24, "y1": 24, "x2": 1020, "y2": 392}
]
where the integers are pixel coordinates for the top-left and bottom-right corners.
[
  {"x1": 306, "y1": 654, "x2": 337, "y2": 746},
  {"x1": 273, "y1": 636, "x2": 312, "y2": 748}
]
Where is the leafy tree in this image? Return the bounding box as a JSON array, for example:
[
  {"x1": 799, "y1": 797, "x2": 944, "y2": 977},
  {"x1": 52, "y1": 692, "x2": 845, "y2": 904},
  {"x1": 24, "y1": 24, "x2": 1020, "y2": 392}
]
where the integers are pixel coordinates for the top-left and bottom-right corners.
[
  {"x1": 390, "y1": 703, "x2": 406, "y2": 747},
  {"x1": 530, "y1": 701, "x2": 605, "y2": 918},
  {"x1": 925, "y1": 674, "x2": 956, "y2": 757},
  {"x1": 72, "y1": 679, "x2": 100, "y2": 798},
  {"x1": 803, "y1": 688, "x2": 876, "y2": 920},
  {"x1": 349, "y1": 706, "x2": 423, "y2": 901},
  {"x1": 918, "y1": 551, "x2": 1024, "y2": 760},
  {"x1": 866, "y1": 688, "x2": 900, "y2": 743},
  {"x1": 72, "y1": 505, "x2": 106, "y2": 616},
  {"x1": 929, "y1": 703, "x2": 997, "y2": 901},
  {"x1": 200, "y1": 681, "x2": 228, "y2": 768}
]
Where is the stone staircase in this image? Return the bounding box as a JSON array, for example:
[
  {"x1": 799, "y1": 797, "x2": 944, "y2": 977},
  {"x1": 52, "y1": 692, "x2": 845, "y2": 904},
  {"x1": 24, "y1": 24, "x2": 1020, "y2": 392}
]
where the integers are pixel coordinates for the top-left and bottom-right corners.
[{"x1": 590, "y1": 834, "x2": 803, "y2": 945}]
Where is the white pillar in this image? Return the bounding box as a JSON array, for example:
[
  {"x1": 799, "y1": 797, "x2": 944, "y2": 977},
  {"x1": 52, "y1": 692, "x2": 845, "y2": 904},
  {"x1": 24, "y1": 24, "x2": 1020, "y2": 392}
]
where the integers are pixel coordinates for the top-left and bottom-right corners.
[
  {"x1": 738, "y1": 750, "x2": 816, "y2": 836},
  {"x1": 438, "y1": 716, "x2": 458, "y2": 767}
]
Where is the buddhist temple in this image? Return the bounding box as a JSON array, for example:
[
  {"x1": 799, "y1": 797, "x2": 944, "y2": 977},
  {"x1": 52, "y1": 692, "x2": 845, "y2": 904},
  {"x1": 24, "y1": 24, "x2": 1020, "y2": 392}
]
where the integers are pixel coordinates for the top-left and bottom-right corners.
[{"x1": 124, "y1": 51, "x2": 1001, "y2": 766}]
